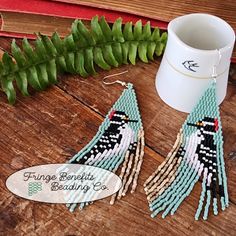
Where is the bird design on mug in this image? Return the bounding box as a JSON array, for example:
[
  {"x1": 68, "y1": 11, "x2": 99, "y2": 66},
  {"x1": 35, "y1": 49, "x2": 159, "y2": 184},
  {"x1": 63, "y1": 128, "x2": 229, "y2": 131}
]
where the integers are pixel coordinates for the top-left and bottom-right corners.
[{"x1": 182, "y1": 60, "x2": 199, "y2": 72}]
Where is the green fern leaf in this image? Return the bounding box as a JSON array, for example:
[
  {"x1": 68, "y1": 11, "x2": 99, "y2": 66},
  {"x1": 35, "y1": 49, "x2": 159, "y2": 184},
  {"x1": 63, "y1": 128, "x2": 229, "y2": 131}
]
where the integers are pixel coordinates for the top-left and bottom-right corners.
[
  {"x1": 134, "y1": 20, "x2": 143, "y2": 40},
  {"x1": 91, "y1": 16, "x2": 105, "y2": 43},
  {"x1": 1, "y1": 76, "x2": 16, "y2": 105},
  {"x1": 112, "y1": 18, "x2": 125, "y2": 43},
  {"x1": 75, "y1": 51, "x2": 89, "y2": 77},
  {"x1": 16, "y1": 71, "x2": 29, "y2": 96},
  {"x1": 94, "y1": 47, "x2": 111, "y2": 70},
  {"x1": 0, "y1": 16, "x2": 167, "y2": 104},
  {"x1": 99, "y1": 16, "x2": 112, "y2": 41},
  {"x1": 129, "y1": 42, "x2": 138, "y2": 65}
]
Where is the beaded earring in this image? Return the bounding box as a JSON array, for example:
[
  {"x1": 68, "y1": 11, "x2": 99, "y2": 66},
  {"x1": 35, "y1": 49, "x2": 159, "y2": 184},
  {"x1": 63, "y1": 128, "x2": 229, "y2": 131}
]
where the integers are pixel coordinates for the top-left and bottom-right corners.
[
  {"x1": 144, "y1": 53, "x2": 228, "y2": 220},
  {"x1": 67, "y1": 71, "x2": 145, "y2": 211}
]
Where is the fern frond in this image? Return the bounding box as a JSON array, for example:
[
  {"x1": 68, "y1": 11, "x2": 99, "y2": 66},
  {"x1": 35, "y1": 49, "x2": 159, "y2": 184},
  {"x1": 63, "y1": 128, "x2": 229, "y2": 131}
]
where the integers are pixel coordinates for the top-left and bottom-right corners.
[{"x1": 0, "y1": 16, "x2": 167, "y2": 104}]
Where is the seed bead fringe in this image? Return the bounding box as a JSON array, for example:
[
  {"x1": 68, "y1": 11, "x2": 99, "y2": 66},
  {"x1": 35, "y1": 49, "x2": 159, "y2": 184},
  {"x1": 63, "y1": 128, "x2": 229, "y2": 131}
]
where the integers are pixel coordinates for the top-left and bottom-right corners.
[
  {"x1": 144, "y1": 130, "x2": 182, "y2": 189},
  {"x1": 145, "y1": 82, "x2": 228, "y2": 220},
  {"x1": 110, "y1": 127, "x2": 145, "y2": 204},
  {"x1": 123, "y1": 128, "x2": 144, "y2": 196},
  {"x1": 131, "y1": 128, "x2": 145, "y2": 193},
  {"x1": 144, "y1": 131, "x2": 183, "y2": 202},
  {"x1": 63, "y1": 83, "x2": 144, "y2": 211}
]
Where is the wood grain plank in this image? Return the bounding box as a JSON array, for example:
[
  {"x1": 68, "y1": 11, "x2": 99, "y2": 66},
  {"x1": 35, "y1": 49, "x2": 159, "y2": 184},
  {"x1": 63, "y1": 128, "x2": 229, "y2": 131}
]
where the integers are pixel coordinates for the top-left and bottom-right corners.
[
  {"x1": 0, "y1": 86, "x2": 236, "y2": 235},
  {"x1": 51, "y1": 0, "x2": 236, "y2": 31}
]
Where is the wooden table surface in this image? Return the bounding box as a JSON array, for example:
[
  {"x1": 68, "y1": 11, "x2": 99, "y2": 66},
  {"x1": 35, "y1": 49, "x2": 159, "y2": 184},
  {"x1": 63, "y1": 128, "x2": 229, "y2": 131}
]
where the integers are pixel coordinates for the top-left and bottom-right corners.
[
  {"x1": 56, "y1": 0, "x2": 236, "y2": 33},
  {"x1": 0, "y1": 36, "x2": 235, "y2": 236}
]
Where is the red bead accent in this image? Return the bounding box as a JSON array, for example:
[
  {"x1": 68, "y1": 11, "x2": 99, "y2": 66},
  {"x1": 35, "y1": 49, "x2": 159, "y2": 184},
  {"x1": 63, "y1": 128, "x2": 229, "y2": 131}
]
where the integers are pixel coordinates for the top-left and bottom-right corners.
[
  {"x1": 109, "y1": 110, "x2": 116, "y2": 120},
  {"x1": 214, "y1": 118, "x2": 219, "y2": 131}
]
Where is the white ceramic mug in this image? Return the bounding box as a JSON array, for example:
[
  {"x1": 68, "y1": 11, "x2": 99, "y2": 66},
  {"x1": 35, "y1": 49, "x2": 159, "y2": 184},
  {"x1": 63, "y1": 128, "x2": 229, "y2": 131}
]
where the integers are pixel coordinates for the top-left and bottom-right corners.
[{"x1": 156, "y1": 13, "x2": 235, "y2": 113}]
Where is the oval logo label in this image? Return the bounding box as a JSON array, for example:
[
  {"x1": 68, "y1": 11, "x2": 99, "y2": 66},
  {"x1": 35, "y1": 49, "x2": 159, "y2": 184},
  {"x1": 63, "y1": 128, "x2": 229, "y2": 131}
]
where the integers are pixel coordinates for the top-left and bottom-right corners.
[{"x1": 6, "y1": 164, "x2": 122, "y2": 203}]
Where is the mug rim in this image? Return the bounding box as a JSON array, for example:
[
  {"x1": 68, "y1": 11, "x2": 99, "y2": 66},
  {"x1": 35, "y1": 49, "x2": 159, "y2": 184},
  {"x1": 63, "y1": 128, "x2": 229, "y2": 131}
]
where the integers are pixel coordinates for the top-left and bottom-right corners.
[{"x1": 168, "y1": 13, "x2": 235, "y2": 54}]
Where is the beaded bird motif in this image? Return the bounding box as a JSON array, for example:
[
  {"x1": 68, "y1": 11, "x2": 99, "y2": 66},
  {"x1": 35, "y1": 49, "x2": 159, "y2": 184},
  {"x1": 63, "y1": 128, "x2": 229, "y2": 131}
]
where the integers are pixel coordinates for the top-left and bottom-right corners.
[
  {"x1": 67, "y1": 83, "x2": 144, "y2": 211},
  {"x1": 144, "y1": 81, "x2": 228, "y2": 220}
]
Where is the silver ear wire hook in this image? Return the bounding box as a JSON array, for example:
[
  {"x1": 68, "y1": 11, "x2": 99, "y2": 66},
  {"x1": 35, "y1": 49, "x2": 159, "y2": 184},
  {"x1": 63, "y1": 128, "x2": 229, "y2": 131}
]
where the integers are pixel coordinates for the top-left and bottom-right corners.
[
  {"x1": 212, "y1": 49, "x2": 222, "y2": 82},
  {"x1": 103, "y1": 70, "x2": 129, "y2": 87}
]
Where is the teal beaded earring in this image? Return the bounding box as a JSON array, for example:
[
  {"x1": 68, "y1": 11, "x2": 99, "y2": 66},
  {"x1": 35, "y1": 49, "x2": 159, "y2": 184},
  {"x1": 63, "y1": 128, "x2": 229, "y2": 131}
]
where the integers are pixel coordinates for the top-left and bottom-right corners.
[
  {"x1": 144, "y1": 53, "x2": 228, "y2": 220},
  {"x1": 67, "y1": 71, "x2": 145, "y2": 211}
]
